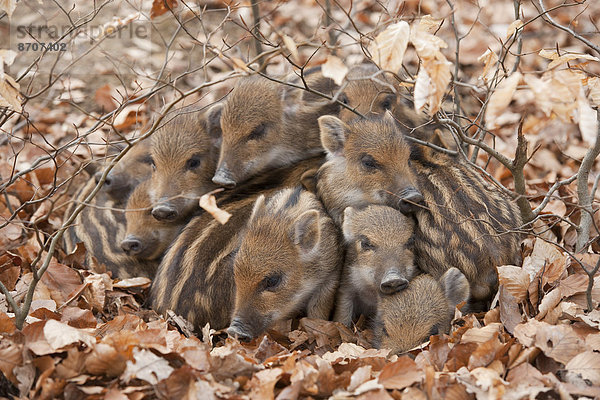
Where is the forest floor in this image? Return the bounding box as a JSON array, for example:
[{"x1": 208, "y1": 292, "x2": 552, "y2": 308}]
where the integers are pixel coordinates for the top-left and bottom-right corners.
[{"x1": 0, "y1": 0, "x2": 600, "y2": 398}]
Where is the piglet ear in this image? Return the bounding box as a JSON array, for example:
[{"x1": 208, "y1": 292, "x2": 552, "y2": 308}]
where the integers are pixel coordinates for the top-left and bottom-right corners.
[
  {"x1": 341, "y1": 207, "x2": 357, "y2": 242},
  {"x1": 318, "y1": 115, "x2": 348, "y2": 156},
  {"x1": 292, "y1": 209, "x2": 321, "y2": 255},
  {"x1": 205, "y1": 103, "x2": 223, "y2": 143},
  {"x1": 441, "y1": 267, "x2": 470, "y2": 310},
  {"x1": 248, "y1": 195, "x2": 266, "y2": 225},
  {"x1": 300, "y1": 168, "x2": 319, "y2": 194}
]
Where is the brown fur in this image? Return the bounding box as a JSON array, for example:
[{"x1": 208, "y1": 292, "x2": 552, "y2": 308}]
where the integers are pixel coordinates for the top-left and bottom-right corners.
[
  {"x1": 373, "y1": 268, "x2": 470, "y2": 354},
  {"x1": 212, "y1": 75, "x2": 339, "y2": 187},
  {"x1": 317, "y1": 115, "x2": 522, "y2": 305},
  {"x1": 339, "y1": 64, "x2": 449, "y2": 146},
  {"x1": 121, "y1": 179, "x2": 185, "y2": 261},
  {"x1": 93, "y1": 139, "x2": 153, "y2": 204},
  {"x1": 227, "y1": 187, "x2": 342, "y2": 341},
  {"x1": 63, "y1": 140, "x2": 157, "y2": 278},
  {"x1": 150, "y1": 156, "x2": 326, "y2": 332},
  {"x1": 149, "y1": 108, "x2": 221, "y2": 222},
  {"x1": 335, "y1": 205, "x2": 416, "y2": 326}
]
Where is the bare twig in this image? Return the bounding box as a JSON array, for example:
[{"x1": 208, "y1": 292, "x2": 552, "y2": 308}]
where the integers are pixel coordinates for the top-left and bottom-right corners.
[
  {"x1": 537, "y1": 0, "x2": 600, "y2": 57},
  {"x1": 575, "y1": 110, "x2": 600, "y2": 253}
]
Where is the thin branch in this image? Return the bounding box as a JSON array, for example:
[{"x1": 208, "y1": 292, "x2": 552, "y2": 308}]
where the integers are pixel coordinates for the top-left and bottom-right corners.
[
  {"x1": 575, "y1": 109, "x2": 600, "y2": 253},
  {"x1": 537, "y1": 0, "x2": 600, "y2": 57}
]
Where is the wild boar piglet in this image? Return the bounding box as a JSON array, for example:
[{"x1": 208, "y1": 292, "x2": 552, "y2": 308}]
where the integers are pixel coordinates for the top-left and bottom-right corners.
[{"x1": 227, "y1": 186, "x2": 342, "y2": 341}]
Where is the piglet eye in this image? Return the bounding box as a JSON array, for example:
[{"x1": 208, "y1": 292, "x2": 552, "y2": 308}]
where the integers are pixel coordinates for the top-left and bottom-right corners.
[
  {"x1": 340, "y1": 94, "x2": 349, "y2": 105},
  {"x1": 150, "y1": 158, "x2": 156, "y2": 171},
  {"x1": 361, "y1": 154, "x2": 379, "y2": 171},
  {"x1": 248, "y1": 123, "x2": 267, "y2": 140},
  {"x1": 359, "y1": 236, "x2": 375, "y2": 251},
  {"x1": 261, "y1": 274, "x2": 282, "y2": 291},
  {"x1": 186, "y1": 157, "x2": 201, "y2": 170}
]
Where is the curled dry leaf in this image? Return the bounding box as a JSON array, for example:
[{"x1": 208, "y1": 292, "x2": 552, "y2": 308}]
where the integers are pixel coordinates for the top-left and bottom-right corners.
[
  {"x1": 564, "y1": 351, "x2": 600, "y2": 387},
  {"x1": 0, "y1": 0, "x2": 17, "y2": 17},
  {"x1": 199, "y1": 192, "x2": 231, "y2": 225},
  {"x1": 122, "y1": 348, "x2": 174, "y2": 385},
  {"x1": 485, "y1": 72, "x2": 521, "y2": 129},
  {"x1": 577, "y1": 92, "x2": 598, "y2": 145},
  {"x1": 378, "y1": 356, "x2": 422, "y2": 390},
  {"x1": 505, "y1": 19, "x2": 523, "y2": 40},
  {"x1": 368, "y1": 21, "x2": 410, "y2": 73},
  {"x1": 282, "y1": 35, "x2": 299, "y2": 62},
  {"x1": 321, "y1": 55, "x2": 349, "y2": 86},
  {"x1": 588, "y1": 77, "x2": 600, "y2": 107},
  {"x1": 460, "y1": 323, "x2": 502, "y2": 344},
  {"x1": 497, "y1": 265, "x2": 530, "y2": 302},
  {"x1": 513, "y1": 319, "x2": 586, "y2": 364},
  {"x1": 248, "y1": 367, "x2": 283, "y2": 399},
  {"x1": 86, "y1": 343, "x2": 127, "y2": 377},
  {"x1": 456, "y1": 365, "x2": 507, "y2": 399},
  {"x1": 347, "y1": 365, "x2": 372, "y2": 392},
  {"x1": 539, "y1": 49, "x2": 600, "y2": 70},
  {"x1": 113, "y1": 277, "x2": 152, "y2": 289},
  {"x1": 536, "y1": 288, "x2": 562, "y2": 321},
  {"x1": 150, "y1": 0, "x2": 177, "y2": 19},
  {"x1": 478, "y1": 49, "x2": 498, "y2": 83},
  {"x1": 499, "y1": 286, "x2": 522, "y2": 335}
]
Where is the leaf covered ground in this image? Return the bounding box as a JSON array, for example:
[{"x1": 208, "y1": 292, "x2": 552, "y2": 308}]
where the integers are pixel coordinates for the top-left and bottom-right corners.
[{"x1": 1, "y1": 0, "x2": 600, "y2": 399}]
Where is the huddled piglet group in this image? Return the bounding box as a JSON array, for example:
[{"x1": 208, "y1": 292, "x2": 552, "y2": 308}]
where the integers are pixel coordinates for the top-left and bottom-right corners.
[{"x1": 65, "y1": 64, "x2": 521, "y2": 353}]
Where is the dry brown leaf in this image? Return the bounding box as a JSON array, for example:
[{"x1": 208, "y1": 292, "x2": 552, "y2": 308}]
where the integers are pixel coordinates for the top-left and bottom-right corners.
[
  {"x1": 378, "y1": 356, "x2": 422, "y2": 390},
  {"x1": 321, "y1": 55, "x2": 349, "y2": 86},
  {"x1": 577, "y1": 92, "x2": 598, "y2": 145},
  {"x1": 467, "y1": 336, "x2": 504, "y2": 370},
  {"x1": 41, "y1": 261, "x2": 83, "y2": 306},
  {"x1": 122, "y1": 348, "x2": 174, "y2": 384},
  {"x1": 514, "y1": 319, "x2": 585, "y2": 364},
  {"x1": 497, "y1": 266, "x2": 530, "y2": 302},
  {"x1": 150, "y1": 0, "x2": 177, "y2": 19},
  {"x1": 478, "y1": 49, "x2": 498, "y2": 83},
  {"x1": 505, "y1": 20, "x2": 523, "y2": 40},
  {"x1": 114, "y1": 277, "x2": 152, "y2": 289},
  {"x1": 588, "y1": 77, "x2": 600, "y2": 107},
  {"x1": 369, "y1": 21, "x2": 410, "y2": 72},
  {"x1": 564, "y1": 351, "x2": 600, "y2": 387},
  {"x1": 499, "y1": 286, "x2": 523, "y2": 334},
  {"x1": 505, "y1": 362, "x2": 553, "y2": 400},
  {"x1": 0, "y1": 0, "x2": 17, "y2": 17},
  {"x1": 414, "y1": 59, "x2": 452, "y2": 115},
  {"x1": 0, "y1": 342, "x2": 22, "y2": 384},
  {"x1": 538, "y1": 49, "x2": 600, "y2": 69},
  {"x1": 43, "y1": 319, "x2": 96, "y2": 352},
  {"x1": 456, "y1": 365, "x2": 507, "y2": 399},
  {"x1": 248, "y1": 367, "x2": 283, "y2": 399},
  {"x1": 0, "y1": 78, "x2": 20, "y2": 110},
  {"x1": 199, "y1": 192, "x2": 231, "y2": 224},
  {"x1": 460, "y1": 323, "x2": 502, "y2": 344},
  {"x1": 485, "y1": 72, "x2": 521, "y2": 129},
  {"x1": 86, "y1": 343, "x2": 127, "y2": 377},
  {"x1": 536, "y1": 288, "x2": 562, "y2": 321},
  {"x1": 348, "y1": 365, "x2": 372, "y2": 392},
  {"x1": 84, "y1": 273, "x2": 113, "y2": 311},
  {"x1": 559, "y1": 273, "x2": 589, "y2": 298},
  {"x1": 282, "y1": 35, "x2": 299, "y2": 62}
]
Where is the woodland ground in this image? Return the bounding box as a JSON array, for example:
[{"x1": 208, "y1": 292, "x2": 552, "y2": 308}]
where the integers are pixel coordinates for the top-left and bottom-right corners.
[{"x1": 0, "y1": 0, "x2": 600, "y2": 399}]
